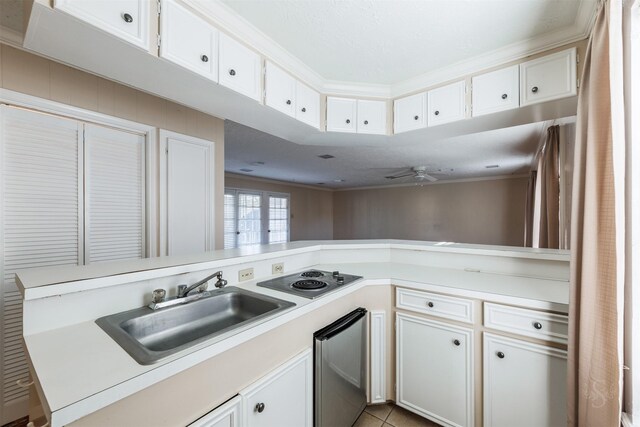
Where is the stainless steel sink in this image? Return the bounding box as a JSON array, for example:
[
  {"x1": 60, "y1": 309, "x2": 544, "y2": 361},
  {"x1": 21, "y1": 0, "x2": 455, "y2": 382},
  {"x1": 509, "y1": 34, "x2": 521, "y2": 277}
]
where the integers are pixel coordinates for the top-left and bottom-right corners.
[{"x1": 96, "y1": 287, "x2": 295, "y2": 365}]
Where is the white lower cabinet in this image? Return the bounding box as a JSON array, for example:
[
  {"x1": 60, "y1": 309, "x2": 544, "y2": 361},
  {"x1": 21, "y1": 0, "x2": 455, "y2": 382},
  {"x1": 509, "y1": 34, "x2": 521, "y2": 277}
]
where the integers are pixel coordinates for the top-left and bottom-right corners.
[
  {"x1": 190, "y1": 396, "x2": 242, "y2": 427},
  {"x1": 396, "y1": 313, "x2": 474, "y2": 427},
  {"x1": 483, "y1": 333, "x2": 567, "y2": 427},
  {"x1": 240, "y1": 349, "x2": 313, "y2": 427}
]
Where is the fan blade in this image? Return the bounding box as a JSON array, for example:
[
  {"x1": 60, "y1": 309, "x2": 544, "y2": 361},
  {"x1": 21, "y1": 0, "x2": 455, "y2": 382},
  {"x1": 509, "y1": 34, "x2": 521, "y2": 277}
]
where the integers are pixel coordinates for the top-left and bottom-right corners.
[
  {"x1": 385, "y1": 172, "x2": 415, "y2": 180},
  {"x1": 422, "y1": 173, "x2": 438, "y2": 182}
]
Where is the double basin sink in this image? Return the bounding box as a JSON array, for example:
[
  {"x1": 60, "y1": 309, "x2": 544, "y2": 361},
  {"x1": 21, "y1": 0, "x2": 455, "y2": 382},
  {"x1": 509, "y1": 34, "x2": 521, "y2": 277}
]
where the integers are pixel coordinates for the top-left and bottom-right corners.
[{"x1": 96, "y1": 287, "x2": 295, "y2": 365}]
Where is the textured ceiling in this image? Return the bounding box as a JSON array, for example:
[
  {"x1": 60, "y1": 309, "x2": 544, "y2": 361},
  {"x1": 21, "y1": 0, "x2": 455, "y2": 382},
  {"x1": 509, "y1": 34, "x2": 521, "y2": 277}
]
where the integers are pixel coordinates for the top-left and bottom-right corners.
[
  {"x1": 225, "y1": 120, "x2": 551, "y2": 189},
  {"x1": 221, "y1": 0, "x2": 581, "y2": 84}
]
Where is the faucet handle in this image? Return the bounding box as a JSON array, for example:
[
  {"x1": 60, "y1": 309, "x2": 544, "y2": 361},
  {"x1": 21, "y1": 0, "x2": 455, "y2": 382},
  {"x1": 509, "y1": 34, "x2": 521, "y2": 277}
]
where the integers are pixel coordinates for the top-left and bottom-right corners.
[
  {"x1": 177, "y1": 284, "x2": 187, "y2": 297},
  {"x1": 152, "y1": 289, "x2": 166, "y2": 304},
  {"x1": 198, "y1": 282, "x2": 209, "y2": 292}
]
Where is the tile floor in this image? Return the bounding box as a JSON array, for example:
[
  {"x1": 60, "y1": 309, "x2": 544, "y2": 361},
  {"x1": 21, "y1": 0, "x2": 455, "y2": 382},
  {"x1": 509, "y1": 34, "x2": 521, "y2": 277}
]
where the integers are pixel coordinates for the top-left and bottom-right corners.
[{"x1": 353, "y1": 402, "x2": 441, "y2": 427}]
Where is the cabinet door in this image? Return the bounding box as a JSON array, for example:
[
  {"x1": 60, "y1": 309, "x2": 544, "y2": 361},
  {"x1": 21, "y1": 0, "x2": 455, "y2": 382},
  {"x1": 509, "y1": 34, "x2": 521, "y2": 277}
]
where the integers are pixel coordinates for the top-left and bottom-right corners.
[
  {"x1": 396, "y1": 313, "x2": 473, "y2": 427},
  {"x1": 163, "y1": 131, "x2": 215, "y2": 256},
  {"x1": 427, "y1": 80, "x2": 466, "y2": 127},
  {"x1": 520, "y1": 48, "x2": 577, "y2": 107},
  {"x1": 393, "y1": 92, "x2": 426, "y2": 134},
  {"x1": 0, "y1": 106, "x2": 83, "y2": 423},
  {"x1": 357, "y1": 100, "x2": 386, "y2": 135},
  {"x1": 219, "y1": 33, "x2": 262, "y2": 102},
  {"x1": 241, "y1": 349, "x2": 312, "y2": 427},
  {"x1": 472, "y1": 65, "x2": 519, "y2": 117},
  {"x1": 160, "y1": 0, "x2": 218, "y2": 82},
  {"x1": 54, "y1": 0, "x2": 149, "y2": 49},
  {"x1": 295, "y1": 81, "x2": 321, "y2": 129},
  {"x1": 483, "y1": 333, "x2": 567, "y2": 427},
  {"x1": 84, "y1": 124, "x2": 146, "y2": 263},
  {"x1": 190, "y1": 396, "x2": 241, "y2": 427},
  {"x1": 326, "y1": 97, "x2": 357, "y2": 133},
  {"x1": 265, "y1": 62, "x2": 296, "y2": 117}
]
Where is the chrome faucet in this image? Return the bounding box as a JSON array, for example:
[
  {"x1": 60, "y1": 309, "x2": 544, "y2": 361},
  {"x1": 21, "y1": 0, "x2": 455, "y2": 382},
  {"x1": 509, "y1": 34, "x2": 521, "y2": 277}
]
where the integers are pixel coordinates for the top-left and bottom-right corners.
[
  {"x1": 178, "y1": 271, "x2": 227, "y2": 297},
  {"x1": 148, "y1": 271, "x2": 227, "y2": 310}
]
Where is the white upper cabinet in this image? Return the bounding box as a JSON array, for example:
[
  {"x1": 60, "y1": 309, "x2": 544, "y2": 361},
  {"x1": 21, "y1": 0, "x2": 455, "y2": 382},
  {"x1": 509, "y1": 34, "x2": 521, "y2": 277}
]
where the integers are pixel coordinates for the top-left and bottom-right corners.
[
  {"x1": 394, "y1": 92, "x2": 427, "y2": 134},
  {"x1": 326, "y1": 97, "x2": 357, "y2": 133},
  {"x1": 54, "y1": 0, "x2": 149, "y2": 50},
  {"x1": 472, "y1": 65, "x2": 520, "y2": 117},
  {"x1": 265, "y1": 62, "x2": 297, "y2": 117},
  {"x1": 160, "y1": 0, "x2": 218, "y2": 82},
  {"x1": 427, "y1": 80, "x2": 466, "y2": 127},
  {"x1": 357, "y1": 100, "x2": 387, "y2": 135},
  {"x1": 520, "y1": 47, "x2": 577, "y2": 107},
  {"x1": 265, "y1": 62, "x2": 320, "y2": 129},
  {"x1": 295, "y1": 81, "x2": 321, "y2": 129},
  {"x1": 218, "y1": 33, "x2": 262, "y2": 102}
]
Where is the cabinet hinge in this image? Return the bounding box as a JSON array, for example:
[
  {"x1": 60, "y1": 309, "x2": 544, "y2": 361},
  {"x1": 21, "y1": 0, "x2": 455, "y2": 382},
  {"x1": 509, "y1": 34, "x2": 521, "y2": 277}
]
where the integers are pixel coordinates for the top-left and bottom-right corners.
[
  {"x1": 158, "y1": 0, "x2": 162, "y2": 15},
  {"x1": 576, "y1": 53, "x2": 580, "y2": 64},
  {"x1": 166, "y1": 147, "x2": 169, "y2": 154},
  {"x1": 157, "y1": 35, "x2": 161, "y2": 48}
]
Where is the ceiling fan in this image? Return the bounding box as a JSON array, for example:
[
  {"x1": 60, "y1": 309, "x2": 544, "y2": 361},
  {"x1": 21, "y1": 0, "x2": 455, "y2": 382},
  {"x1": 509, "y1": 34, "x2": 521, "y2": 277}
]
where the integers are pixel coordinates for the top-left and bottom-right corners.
[{"x1": 384, "y1": 166, "x2": 438, "y2": 182}]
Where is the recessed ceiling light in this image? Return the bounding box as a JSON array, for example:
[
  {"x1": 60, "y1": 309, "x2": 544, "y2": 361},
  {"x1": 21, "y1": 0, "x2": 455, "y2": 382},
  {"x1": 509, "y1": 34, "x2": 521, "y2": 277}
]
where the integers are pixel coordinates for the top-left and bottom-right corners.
[
  {"x1": 333, "y1": 179, "x2": 345, "y2": 183},
  {"x1": 485, "y1": 165, "x2": 500, "y2": 169},
  {"x1": 239, "y1": 168, "x2": 254, "y2": 172},
  {"x1": 250, "y1": 161, "x2": 265, "y2": 166},
  {"x1": 318, "y1": 154, "x2": 335, "y2": 159}
]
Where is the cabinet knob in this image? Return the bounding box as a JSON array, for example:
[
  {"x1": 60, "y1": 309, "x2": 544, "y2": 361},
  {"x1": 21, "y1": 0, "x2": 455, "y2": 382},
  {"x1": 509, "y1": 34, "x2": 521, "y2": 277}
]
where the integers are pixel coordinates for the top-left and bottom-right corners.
[
  {"x1": 201, "y1": 55, "x2": 209, "y2": 63},
  {"x1": 286, "y1": 100, "x2": 291, "y2": 105},
  {"x1": 434, "y1": 110, "x2": 440, "y2": 116},
  {"x1": 236, "y1": 231, "x2": 240, "y2": 235},
  {"x1": 533, "y1": 321, "x2": 543, "y2": 330},
  {"x1": 301, "y1": 107, "x2": 306, "y2": 112},
  {"x1": 122, "y1": 13, "x2": 133, "y2": 23},
  {"x1": 453, "y1": 339, "x2": 461, "y2": 346},
  {"x1": 255, "y1": 402, "x2": 265, "y2": 413},
  {"x1": 364, "y1": 120, "x2": 368, "y2": 125},
  {"x1": 531, "y1": 86, "x2": 539, "y2": 93},
  {"x1": 501, "y1": 93, "x2": 508, "y2": 99},
  {"x1": 229, "y1": 69, "x2": 236, "y2": 76},
  {"x1": 497, "y1": 351, "x2": 505, "y2": 359},
  {"x1": 427, "y1": 301, "x2": 434, "y2": 308},
  {"x1": 346, "y1": 119, "x2": 351, "y2": 124},
  {"x1": 414, "y1": 115, "x2": 419, "y2": 120}
]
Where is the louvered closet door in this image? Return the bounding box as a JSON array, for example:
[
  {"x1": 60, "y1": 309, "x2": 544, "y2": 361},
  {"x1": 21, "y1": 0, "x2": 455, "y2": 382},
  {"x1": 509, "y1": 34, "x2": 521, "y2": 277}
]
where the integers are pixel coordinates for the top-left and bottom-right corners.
[
  {"x1": 0, "y1": 106, "x2": 83, "y2": 424},
  {"x1": 84, "y1": 124, "x2": 145, "y2": 263}
]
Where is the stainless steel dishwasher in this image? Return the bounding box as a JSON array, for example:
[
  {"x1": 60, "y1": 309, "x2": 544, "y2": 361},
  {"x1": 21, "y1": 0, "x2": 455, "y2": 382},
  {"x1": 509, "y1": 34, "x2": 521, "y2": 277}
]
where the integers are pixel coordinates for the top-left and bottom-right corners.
[{"x1": 314, "y1": 307, "x2": 367, "y2": 427}]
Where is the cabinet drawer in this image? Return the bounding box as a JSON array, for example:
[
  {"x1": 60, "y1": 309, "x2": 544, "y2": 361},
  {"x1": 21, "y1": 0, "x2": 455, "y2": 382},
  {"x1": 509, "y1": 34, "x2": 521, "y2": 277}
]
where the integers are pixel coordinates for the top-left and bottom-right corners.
[
  {"x1": 484, "y1": 303, "x2": 568, "y2": 344},
  {"x1": 396, "y1": 288, "x2": 474, "y2": 324},
  {"x1": 520, "y1": 47, "x2": 577, "y2": 106}
]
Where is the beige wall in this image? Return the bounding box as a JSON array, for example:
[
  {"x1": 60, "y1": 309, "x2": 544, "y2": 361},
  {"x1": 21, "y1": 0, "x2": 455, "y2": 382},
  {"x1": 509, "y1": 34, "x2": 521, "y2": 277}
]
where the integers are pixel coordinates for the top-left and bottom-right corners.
[
  {"x1": 225, "y1": 173, "x2": 334, "y2": 241},
  {"x1": 0, "y1": 43, "x2": 227, "y2": 249},
  {"x1": 333, "y1": 177, "x2": 528, "y2": 247}
]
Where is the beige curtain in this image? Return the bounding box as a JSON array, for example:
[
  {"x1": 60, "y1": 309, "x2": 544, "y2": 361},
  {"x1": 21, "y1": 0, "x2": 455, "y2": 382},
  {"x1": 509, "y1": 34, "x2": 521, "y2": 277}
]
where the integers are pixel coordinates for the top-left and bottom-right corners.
[
  {"x1": 568, "y1": 0, "x2": 626, "y2": 426},
  {"x1": 524, "y1": 170, "x2": 537, "y2": 247},
  {"x1": 538, "y1": 125, "x2": 560, "y2": 249}
]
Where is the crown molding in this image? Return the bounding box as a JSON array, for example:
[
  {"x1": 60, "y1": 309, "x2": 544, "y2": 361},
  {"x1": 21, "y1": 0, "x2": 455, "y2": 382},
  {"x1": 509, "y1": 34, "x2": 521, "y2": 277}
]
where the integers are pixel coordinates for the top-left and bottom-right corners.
[
  {"x1": 225, "y1": 172, "x2": 333, "y2": 192},
  {"x1": 181, "y1": 0, "x2": 597, "y2": 100},
  {"x1": 335, "y1": 174, "x2": 529, "y2": 192}
]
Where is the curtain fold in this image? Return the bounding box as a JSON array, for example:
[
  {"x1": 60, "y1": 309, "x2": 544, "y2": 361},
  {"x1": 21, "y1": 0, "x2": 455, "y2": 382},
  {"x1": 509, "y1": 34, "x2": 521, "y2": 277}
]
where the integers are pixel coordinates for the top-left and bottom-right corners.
[
  {"x1": 567, "y1": 0, "x2": 626, "y2": 426},
  {"x1": 524, "y1": 170, "x2": 537, "y2": 247},
  {"x1": 538, "y1": 125, "x2": 560, "y2": 249}
]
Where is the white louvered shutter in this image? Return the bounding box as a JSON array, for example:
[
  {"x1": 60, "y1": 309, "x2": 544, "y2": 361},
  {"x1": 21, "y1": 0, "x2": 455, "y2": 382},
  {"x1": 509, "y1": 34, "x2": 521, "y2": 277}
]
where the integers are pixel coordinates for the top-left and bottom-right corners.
[
  {"x1": 84, "y1": 124, "x2": 145, "y2": 263},
  {"x1": 0, "y1": 106, "x2": 83, "y2": 423}
]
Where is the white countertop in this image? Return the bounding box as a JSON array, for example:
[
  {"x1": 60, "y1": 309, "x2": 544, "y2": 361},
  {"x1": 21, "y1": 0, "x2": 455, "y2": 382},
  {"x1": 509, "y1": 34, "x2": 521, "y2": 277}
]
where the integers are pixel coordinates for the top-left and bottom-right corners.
[{"x1": 24, "y1": 260, "x2": 569, "y2": 426}]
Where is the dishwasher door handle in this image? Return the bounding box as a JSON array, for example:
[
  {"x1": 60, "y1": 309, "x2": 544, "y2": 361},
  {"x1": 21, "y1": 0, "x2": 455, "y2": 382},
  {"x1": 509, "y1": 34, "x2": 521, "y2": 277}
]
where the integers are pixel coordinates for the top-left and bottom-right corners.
[{"x1": 314, "y1": 307, "x2": 367, "y2": 341}]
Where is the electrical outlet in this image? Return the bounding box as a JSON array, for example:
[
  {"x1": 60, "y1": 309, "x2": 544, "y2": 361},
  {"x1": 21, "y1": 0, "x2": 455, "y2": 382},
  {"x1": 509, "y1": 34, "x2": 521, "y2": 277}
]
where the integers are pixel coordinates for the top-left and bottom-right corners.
[
  {"x1": 238, "y1": 268, "x2": 254, "y2": 282},
  {"x1": 272, "y1": 262, "x2": 284, "y2": 274}
]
